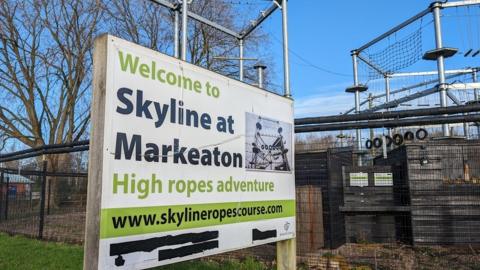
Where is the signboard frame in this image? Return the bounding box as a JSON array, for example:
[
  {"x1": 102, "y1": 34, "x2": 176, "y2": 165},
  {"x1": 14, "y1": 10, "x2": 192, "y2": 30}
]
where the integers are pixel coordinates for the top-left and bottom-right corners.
[{"x1": 84, "y1": 34, "x2": 295, "y2": 269}]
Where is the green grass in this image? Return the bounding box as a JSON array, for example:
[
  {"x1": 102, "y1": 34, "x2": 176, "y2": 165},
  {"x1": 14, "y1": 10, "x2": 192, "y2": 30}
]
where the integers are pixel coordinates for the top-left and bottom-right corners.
[
  {"x1": 0, "y1": 233, "x2": 83, "y2": 270},
  {"x1": 156, "y1": 257, "x2": 270, "y2": 270},
  {"x1": 0, "y1": 233, "x2": 271, "y2": 270}
]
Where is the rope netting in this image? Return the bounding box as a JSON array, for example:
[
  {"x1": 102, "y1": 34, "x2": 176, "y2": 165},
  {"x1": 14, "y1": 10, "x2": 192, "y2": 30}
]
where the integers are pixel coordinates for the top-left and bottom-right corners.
[{"x1": 362, "y1": 29, "x2": 423, "y2": 80}]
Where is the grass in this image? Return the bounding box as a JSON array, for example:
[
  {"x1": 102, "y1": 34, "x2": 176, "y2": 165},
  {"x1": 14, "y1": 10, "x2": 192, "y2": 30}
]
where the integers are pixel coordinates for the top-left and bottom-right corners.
[
  {"x1": 0, "y1": 233, "x2": 271, "y2": 270},
  {"x1": 0, "y1": 233, "x2": 83, "y2": 270},
  {"x1": 156, "y1": 258, "x2": 271, "y2": 270}
]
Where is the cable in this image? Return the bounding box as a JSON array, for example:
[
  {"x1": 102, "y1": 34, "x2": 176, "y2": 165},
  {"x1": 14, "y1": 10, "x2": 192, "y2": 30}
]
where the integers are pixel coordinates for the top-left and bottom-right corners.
[{"x1": 270, "y1": 34, "x2": 352, "y2": 77}]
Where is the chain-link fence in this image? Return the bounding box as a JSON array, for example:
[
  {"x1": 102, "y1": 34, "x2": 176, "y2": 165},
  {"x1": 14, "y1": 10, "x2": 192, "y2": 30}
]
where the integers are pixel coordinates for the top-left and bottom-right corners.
[{"x1": 1, "y1": 140, "x2": 480, "y2": 269}]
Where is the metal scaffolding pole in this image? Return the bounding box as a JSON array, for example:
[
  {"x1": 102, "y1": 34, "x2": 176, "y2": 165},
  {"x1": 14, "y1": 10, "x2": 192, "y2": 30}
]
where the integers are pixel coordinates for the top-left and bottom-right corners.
[
  {"x1": 150, "y1": 0, "x2": 241, "y2": 39},
  {"x1": 390, "y1": 68, "x2": 476, "y2": 77},
  {"x1": 385, "y1": 76, "x2": 391, "y2": 105},
  {"x1": 278, "y1": 2, "x2": 295, "y2": 260},
  {"x1": 181, "y1": 0, "x2": 188, "y2": 61},
  {"x1": 295, "y1": 114, "x2": 480, "y2": 133},
  {"x1": 295, "y1": 103, "x2": 480, "y2": 125},
  {"x1": 474, "y1": 69, "x2": 480, "y2": 136},
  {"x1": 241, "y1": 2, "x2": 279, "y2": 38},
  {"x1": 149, "y1": 0, "x2": 283, "y2": 92},
  {"x1": 385, "y1": 75, "x2": 393, "y2": 138},
  {"x1": 343, "y1": 72, "x2": 469, "y2": 115},
  {"x1": 239, "y1": 39, "x2": 244, "y2": 81},
  {"x1": 464, "y1": 118, "x2": 470, "y2": 138},
  {"x1": 441, "y1": 0, "x2": 480, "y2": 8},
  {"x1": 357, "y1": 54, "x2": 386, "y2": 77},
  {"x1": 368, "y1": 94, "x2": 374, "y2": 155},
  {"x1": 356, "y1": 7, "x2": 431, "y2": 53},
  {"x1": 174, "y1": 9, "x2": 180, "y2": 58},
  {"x1": 432, "y1": 2, "x2": 450, "y2": 136},
  {"x1": 281, "y1": 0, "x2": 291, "y2": 97},
  {"x1": 474, "y1": 69, "x2": 479, "y2": 101},
  {"x1": 352, "y1": 53, "x2": 362, "y2": 155},
  {"x1": 365, "y1": 86, "x2": 439, "y2": 113}
]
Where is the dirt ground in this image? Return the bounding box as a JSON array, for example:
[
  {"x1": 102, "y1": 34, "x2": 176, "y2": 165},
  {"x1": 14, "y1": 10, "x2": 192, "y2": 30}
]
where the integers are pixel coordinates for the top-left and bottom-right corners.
[
  {"x1": 298, "y1": 243, "x2": 480, "y2": 270},
  {"x1": 0, "y1": 210, "x2": 85, "y2": 244},
  {"x1": 215, "y1": 242, "x2": 480, "y2": 269}
]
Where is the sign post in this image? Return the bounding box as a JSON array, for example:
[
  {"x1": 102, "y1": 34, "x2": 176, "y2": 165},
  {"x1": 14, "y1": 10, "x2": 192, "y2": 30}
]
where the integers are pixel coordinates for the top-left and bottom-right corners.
[{"x1": 84, "y1": 34, "x2": 295, "y2": 269}]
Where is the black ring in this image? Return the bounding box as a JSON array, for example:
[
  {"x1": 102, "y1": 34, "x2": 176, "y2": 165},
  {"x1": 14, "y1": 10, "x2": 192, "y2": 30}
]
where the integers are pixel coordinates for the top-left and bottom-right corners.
[
  {"x1": 365, "y1": 139, "x2": 373, "y2": 149},
  {"x1": 373, "y1": 137, "x2": 383, "y2": 148},
  {"x1": 393, "y1": 134, "x2": 403, "y2": 146},
  {"x1": 416, "y1": 128, "x2": 428, "y2": 140},
  {"x1": 404, "y1": 131, "x2": 414, "y2": 141}
]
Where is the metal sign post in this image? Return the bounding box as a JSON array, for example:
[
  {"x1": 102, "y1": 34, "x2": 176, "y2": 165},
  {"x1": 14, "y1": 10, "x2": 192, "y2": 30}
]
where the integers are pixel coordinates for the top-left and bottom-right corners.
[{"x1": 181, "y1": 0, "x2": 188, "y2": 61}]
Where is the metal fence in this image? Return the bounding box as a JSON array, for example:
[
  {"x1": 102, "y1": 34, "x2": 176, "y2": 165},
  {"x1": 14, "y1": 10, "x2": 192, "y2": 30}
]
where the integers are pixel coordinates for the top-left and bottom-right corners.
[
  {"x1": 1, "y1": 140, "x2": 480, "y2": 269},
  {"x1": 0, "y1": 165, "x2": 87, "y2": 244}
]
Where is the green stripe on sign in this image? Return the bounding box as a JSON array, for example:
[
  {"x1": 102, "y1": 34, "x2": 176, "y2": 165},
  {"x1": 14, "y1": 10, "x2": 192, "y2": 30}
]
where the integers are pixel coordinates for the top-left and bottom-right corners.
[{"x1": 100, "y1": 200, "x2": 295, "y2": 239}]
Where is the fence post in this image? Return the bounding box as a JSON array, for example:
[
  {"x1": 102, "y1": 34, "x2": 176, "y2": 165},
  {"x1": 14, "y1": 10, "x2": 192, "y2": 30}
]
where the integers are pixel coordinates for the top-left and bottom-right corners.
[
  {"x1": 47, "y1": 179, "x2": 51, "y2": 215},
  {"x1": 5, "y1": 176, "x2": 9, "y2": 220},
  {"x1": 39, "y1": 159, "x2": 47, "y2": 239}
]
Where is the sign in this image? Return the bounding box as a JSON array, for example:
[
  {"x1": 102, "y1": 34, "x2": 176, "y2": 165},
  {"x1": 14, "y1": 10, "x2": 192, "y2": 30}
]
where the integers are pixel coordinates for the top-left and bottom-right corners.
[
  {"x1": 85, "y1": 35, "x2": 295, "y2": 269},
  {"x1": 374, "y1": 173, "x2": 393, "y2": 186},
  {"x1": 349, "y1": 173, "x2": 368, "y2": 187}
]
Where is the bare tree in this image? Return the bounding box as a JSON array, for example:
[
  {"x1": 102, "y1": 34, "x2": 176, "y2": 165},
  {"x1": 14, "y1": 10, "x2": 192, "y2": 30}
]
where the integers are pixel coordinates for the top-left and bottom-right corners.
[
  {"x1": 188, "y1": 1, "x2": 270, "y2": 83},
  {"x1": 0, "y1": 0, "x2": 103, "y2": 206},
  {"x1": 187, "y1": 1, "x2": 239, "y2": 74},
  {"x1": 104, "y1": 0, "x2": 271, "y2": 82},
  {"x1": 0, "y1": 0, "x2": 102, "y2": 150},
  {"x1": 103, "y1": 0, "x2": 172, "y2": 53},
  {"x1": 0, "y1": 0, "x2": 273, "y2": 151},
  {"x1": 0, "y1": 0, "x2": 274, "y2": 204}
]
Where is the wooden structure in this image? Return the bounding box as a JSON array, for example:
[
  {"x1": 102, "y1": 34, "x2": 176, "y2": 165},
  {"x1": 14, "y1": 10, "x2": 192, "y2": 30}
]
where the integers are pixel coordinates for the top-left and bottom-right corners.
[
  {"x1": 295, "y1": 147, "x2": 353, "y2": 248},
  {"x1": 340, "y1": 166, "x2": 411, "y2": 244},
  {"x1": 375, "y1": 139, "x2": 480, "y2": 245},
  {"x1": 296, "y1": 185, "x2": 323, "y2": 253}
]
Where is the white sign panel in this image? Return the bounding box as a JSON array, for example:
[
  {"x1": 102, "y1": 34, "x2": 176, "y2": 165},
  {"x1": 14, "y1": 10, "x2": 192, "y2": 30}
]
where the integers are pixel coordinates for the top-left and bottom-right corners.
[
  {"x1": 87, "y1": 35, "x2": 295, "y2": 269},
  {"x1": 374, "y1": 173, "x2": 393, "y2": 186},
  {"x1": 349, "y1": 172, "x2": 368, "y2": 187}
]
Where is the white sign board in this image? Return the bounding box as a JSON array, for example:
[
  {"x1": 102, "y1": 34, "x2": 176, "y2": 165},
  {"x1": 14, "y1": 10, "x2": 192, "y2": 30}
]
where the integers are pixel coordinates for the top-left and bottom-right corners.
[
  {"x1": 374, "y1": 173, "x2": 393, "y2": 186},
  {"x1": 85, "y1": 35, "x2": 295, "y2": 269},
  {"x1": 349, "y1": 172, "x2": 368, "y2": 187}
]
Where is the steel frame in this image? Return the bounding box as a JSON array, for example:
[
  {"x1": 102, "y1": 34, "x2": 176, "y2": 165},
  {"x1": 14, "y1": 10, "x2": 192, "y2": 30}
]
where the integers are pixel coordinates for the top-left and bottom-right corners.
[
  {"x1": 296, "y1": 104, "x2": 480, "y2": 125},
  {"x1": 347, "y1": 0, "x2": 480, "y2": 145},
  {"x1": 295, "y1": 114, "x2": 480, "y2": 133},
  {"x1": 148, "y1": 0, "x2": 288, "y2": 94},
  {"x1": 343, "y1": 71, "x2": 469, "y2": 114}
]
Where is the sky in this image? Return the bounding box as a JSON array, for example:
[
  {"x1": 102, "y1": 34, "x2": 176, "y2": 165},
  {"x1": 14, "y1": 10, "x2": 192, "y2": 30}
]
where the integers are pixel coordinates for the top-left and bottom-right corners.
[{"x1": 246, "y1": 0, "x2": 478, "y2": 117}]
